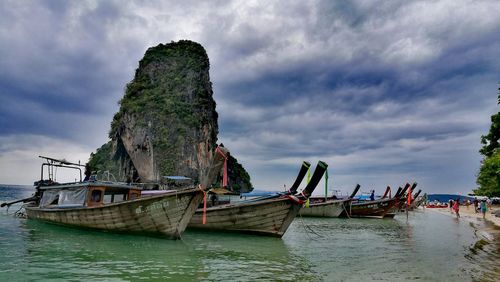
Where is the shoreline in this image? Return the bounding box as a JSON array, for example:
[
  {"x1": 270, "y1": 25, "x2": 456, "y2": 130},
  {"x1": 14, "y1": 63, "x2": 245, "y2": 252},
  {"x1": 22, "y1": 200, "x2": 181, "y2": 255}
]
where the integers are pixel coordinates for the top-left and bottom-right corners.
[{"x1": 426, "y1": 205, "x2": 500, "y2": 241}]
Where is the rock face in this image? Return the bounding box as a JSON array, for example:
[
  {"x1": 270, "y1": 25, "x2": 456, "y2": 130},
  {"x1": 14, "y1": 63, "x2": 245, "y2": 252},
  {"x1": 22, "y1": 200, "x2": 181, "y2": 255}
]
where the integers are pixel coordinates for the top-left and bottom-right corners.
[{"x1": 89, "y1": 40, "x2": 252, "y2": 192}]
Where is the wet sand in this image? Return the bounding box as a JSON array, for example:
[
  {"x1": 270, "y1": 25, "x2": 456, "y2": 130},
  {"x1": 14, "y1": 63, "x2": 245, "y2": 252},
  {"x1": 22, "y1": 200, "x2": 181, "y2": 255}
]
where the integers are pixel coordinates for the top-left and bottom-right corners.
[
  {"x1": 428, "y1": 204, "x2": 500, "y2": 242},
  {"x1": 428, "y1": 204, "x2": 499, "y2": 229},
  {"x1": 427, "y1": 205, "x2": 500, "y2": 281}
]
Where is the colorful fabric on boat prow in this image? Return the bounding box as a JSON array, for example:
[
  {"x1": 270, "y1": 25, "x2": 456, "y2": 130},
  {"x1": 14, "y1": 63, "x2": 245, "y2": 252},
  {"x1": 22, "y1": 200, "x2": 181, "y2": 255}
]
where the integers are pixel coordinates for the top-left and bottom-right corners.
[{"x1": 215, "y1": 146, "x2": 228, "y2": 188}]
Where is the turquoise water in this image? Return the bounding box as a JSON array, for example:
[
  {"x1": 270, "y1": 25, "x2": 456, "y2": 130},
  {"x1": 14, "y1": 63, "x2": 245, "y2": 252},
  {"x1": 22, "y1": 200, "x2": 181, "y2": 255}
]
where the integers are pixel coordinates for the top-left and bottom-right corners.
[{"x1": 0, "y1": 185, "x2": 498, "y2": 281}]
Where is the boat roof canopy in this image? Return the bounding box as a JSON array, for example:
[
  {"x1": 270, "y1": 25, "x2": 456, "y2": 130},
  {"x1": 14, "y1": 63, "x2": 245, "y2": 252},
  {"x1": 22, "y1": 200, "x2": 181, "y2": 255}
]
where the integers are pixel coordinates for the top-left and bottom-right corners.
[{"x1": 38, "y1": 182, "x2": 142, "y2": 191}]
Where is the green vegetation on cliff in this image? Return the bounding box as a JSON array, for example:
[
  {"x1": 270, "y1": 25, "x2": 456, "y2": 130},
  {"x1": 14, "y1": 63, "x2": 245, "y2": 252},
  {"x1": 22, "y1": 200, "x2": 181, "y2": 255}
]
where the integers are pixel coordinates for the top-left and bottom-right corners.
[
  {"x1": 88, "y1": 142, "x2": 119, "y2": 178},
  {"x1": 90, "y1": 40, "x2": 252, "y2": 191},
  {"x1": 109, "y1": 40, "x2": 218, "y2": 177},
  {"x1": 212, "y1": 154, "x2": 252, "y2": 193}
]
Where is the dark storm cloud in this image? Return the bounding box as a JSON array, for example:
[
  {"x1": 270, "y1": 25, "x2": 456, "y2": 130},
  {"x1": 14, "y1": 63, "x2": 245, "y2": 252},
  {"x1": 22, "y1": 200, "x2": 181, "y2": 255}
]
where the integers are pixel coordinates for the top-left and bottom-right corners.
[
  {"x1": 209, "y1": 0, "x2": 500, "y2": 192},
  {"x1": 0, "y1": 0, "x2": 499, "y2": 192},
  {"x1": 0, "y1": 0, "x2": 145, "y2": 145}
]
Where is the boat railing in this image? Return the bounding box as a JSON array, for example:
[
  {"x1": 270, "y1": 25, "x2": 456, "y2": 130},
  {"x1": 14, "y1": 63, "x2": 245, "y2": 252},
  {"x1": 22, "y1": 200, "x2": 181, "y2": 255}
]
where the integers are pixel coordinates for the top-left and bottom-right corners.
[
  {"x1": 38, "y1": 156, "x2": 84, "y2": 183},
  {"x1": 94, "y1": 170, "x2": 117, "y2": 182}
]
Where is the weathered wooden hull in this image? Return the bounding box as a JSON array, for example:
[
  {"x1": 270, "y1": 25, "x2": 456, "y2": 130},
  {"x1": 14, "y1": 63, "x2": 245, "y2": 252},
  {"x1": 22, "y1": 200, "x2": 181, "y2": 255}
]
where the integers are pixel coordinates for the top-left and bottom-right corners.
[
  {"x1": 383, "y1": 199, "x2": 402, "y2": 218},
  {"x1": 299, "y1": 199, "x2": 348, "y2": 218},
  {"x1": 25, "y1": 188, "x2": 203, "y2": 239},
  {"x1": 342, "y1": 198, "x2": 399, "y2": 218},
  {"x1": 383, "y1": 211, "x2": 397, "y2": 218},
  {"x1": 188, "y1": 197, "x2": 302, "y2": 237}
]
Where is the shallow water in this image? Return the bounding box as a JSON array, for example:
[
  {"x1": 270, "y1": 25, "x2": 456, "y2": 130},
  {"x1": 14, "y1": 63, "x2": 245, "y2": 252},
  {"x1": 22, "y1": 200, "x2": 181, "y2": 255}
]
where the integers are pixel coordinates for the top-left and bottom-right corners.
[{"x1": 0, "y1": 185, "x2": 498, "y2": 281}]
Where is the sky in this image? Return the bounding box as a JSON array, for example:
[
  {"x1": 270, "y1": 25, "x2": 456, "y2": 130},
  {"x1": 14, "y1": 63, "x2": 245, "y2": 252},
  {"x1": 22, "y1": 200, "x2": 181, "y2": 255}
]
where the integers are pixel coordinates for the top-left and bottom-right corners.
[{"x1": 0, "y1": 0, "x2": 499, "y2": 196}]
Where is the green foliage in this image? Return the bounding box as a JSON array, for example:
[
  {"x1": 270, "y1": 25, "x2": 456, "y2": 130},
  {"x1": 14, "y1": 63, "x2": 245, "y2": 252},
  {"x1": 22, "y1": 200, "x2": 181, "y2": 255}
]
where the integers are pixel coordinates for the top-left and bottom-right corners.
[
  {"x1": 139, "y1": 40, "x2": 209, "y2": 69},
  {"x1": 88, "y1": 142, "x2": 121, "y2": 179},
  {"x1": 475, "y1": 152, "x2": 500, "y2": 197},
  {"x1": 109, "y1": 40, "x2": 211, "y2": 138},
  {"x1": 480, "y1": 112, "x2": 500, "y2": 157},
  {"x1": 227, "y1": 154, "x2": 253, "y2": 193},
  {"x1": 94, "y1": 40, "x2": 252, "y2": 189},
  {"x1": 476, "y1": 85, "x2": 500, "y2": 197}
]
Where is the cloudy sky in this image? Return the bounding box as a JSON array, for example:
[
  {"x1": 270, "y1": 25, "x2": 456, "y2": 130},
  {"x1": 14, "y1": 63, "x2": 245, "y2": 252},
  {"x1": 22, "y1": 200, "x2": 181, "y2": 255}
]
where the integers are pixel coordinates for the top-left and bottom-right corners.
[{"x1": 1, "y1": 0, "x2": 499, "y2": 195}]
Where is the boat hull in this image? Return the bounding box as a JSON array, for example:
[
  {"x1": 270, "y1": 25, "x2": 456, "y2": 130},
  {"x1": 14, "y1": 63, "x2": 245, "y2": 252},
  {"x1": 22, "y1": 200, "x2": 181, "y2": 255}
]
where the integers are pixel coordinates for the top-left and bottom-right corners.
[
  {"x1": 25, "y1": 188, "x2": 203, "y2": 239},
  {"x1": 341, "y1": 198, "x2": 399, "y2": 219},
  {"x1": 383, "y1": 199, "x2": 402, "y2": 218},
  {"x1": 188, "y1": 197, "x2": 301, "y2": 237},
  {"x1": 299, "y1": 199, "x2": 347, "y2": 218}
]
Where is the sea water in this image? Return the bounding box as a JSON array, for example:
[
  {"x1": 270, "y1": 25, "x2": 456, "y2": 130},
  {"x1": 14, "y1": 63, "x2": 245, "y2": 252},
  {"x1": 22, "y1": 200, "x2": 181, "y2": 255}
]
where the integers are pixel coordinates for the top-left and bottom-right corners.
[{"x1": 0, "y1": 185, "x2": 498, "y2": 281}]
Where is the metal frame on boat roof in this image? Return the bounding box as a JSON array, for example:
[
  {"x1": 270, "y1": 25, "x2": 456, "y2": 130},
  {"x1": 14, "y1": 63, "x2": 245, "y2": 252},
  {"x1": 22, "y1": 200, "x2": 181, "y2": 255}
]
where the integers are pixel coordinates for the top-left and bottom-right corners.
[
  {"x1": 39, "y1": 155, "x2": 84, "y2": 183},
  {"x1": 37, "y1": 181, "x2": 142, "y2": 191}
]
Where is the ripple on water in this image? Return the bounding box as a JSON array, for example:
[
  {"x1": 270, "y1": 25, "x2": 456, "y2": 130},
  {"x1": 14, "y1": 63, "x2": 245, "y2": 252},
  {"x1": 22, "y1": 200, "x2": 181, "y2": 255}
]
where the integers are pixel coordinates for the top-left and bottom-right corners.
[{"x1": 1, "y1": 185, "x2": 499, "y2": 281}]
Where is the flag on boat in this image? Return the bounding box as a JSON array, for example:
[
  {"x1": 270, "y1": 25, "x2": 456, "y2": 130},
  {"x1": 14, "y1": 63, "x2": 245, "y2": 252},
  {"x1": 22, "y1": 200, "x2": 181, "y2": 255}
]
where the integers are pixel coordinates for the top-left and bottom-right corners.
[{"x1": 407, "y1": 186, "x2": 412, "y2": 207}]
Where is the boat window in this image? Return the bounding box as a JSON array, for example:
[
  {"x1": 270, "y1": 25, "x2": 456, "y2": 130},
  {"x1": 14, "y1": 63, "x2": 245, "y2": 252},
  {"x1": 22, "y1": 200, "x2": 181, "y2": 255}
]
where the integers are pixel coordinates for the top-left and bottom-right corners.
[
  {"x1": 39, "y1": 190, "x2": 60, "y2": 207},
  {"x1": 58, "y1": 188, "x2": 87, "y2": 206},
  {"x1": 103, "y1": 190, "x2": 128, "y2": 203},
  {"x1": 51, "y1": 195, "x2": 59, "y2": 205},
  {"x1": 129, "y1": 191, "x2": 140, "y2": 200},
  {"x1": 91, "y1": 190, "x2": 102, "y2": 202},
  {"x1": 103, "y1": 194, "x2": 113, "y2": 204},
  {"x1": 113, "y1": 193, "x2": 126, "y2": 203}
]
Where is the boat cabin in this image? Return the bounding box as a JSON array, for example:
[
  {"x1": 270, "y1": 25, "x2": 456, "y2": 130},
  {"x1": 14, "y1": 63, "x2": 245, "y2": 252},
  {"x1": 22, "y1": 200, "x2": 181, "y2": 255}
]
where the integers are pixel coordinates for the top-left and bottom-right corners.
[
  {"x1": 34, "y1": 155, "x2": 142, "y2": 209},
  {"x1": 38, "y1": 183, "x2": 142, "y2": 209}
]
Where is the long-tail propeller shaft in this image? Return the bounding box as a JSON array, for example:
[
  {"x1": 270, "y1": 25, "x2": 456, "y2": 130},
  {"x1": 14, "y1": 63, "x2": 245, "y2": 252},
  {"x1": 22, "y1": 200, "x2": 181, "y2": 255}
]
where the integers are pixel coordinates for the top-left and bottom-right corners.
[
  {"x1": 299, "y1": 161, "x2": 328, "y2": 199},
  {"x1": 394, "y1": 187, "x2": 403, "y2": 198},
  {"x1": 398, "y1": 183, "x2": 411, "y2": 199},
  {"x1": 349, "y1": 184, "x2": 361, "y2": 199},
  {"x1": 288, "y1": 161, "x2": 311, "y2": 195},
  {"x1": 200, "y1": 146, "x2": 229, "y2": 190}
]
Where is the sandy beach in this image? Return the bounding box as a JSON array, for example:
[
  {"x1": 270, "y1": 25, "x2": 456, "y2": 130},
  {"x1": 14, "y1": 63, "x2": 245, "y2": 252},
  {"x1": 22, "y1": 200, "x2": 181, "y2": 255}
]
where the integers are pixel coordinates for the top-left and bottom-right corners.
[
  {"x1": 427, "y1": 204, "x2": 500, "y2": 241},
  {"x1": 429, "y1": 204, "x2": 499, "y2": 226}
]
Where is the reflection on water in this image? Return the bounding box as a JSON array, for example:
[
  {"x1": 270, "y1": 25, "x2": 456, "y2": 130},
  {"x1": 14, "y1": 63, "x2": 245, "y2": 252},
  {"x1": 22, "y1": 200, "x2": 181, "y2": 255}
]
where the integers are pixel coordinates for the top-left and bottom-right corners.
[
  {"x1": 1, "y1": 185, "x2": 499, "y2": 281},
  {"x1": 285, "y1": 212, "x2": 484, "y2": 281},
  {"x1": 1, "y1": 215, "x2": 315, "y2": 281}
]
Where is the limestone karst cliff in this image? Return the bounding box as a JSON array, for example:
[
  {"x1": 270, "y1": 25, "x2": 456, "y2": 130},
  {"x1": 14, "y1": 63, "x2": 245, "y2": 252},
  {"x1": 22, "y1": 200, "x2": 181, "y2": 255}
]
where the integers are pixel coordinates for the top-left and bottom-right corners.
[{"x1": 89, "y1": 40, "x2": 252, "y2": 192}]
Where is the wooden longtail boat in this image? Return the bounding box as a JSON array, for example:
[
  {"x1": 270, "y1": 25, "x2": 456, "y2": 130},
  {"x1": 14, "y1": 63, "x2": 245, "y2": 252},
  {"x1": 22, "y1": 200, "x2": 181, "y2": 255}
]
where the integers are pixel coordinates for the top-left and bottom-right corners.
[
  {"x1": 408, "y1": 189, "x2": 423, "y2": 210},
  {"x1": 299, "y1": 185, "x2": 360, "y2": 218},
  {"x1": 7, "y1": 147, "x2": 228, "y2": 239},
  {"x1": 396, "y1": 183, "x2": 418, "y2": 211},
  {"x1": 299, "y1": 198, "x2": 347, "y2": 217},
  {"x1": 26, "y1": 183, "x2": 204, "y2": 239},
  {"x1": 188, "y1": 161, "x2": 328, "y2": 237},
  {"x1": 413, "y1": 193, "x2": 427, "y2": 208},
  {"x1": 340, "y1": 185, "x2": 399, "y2": 219},
  {"x1": 383, "y1": 184, "x2": 411, "y2": 218}
]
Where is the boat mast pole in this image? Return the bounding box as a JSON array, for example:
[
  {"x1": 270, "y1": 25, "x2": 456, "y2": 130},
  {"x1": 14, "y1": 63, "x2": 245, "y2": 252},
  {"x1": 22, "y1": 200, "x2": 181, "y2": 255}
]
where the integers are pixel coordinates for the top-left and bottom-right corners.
[{"x1": 324, "y1": 168, "x2": 328, "y2": 202}]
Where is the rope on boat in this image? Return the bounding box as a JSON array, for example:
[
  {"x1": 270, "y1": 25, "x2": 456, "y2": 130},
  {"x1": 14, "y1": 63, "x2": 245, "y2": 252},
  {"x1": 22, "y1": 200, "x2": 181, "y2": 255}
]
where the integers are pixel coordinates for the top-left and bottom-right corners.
[
  {"x1": 6, "y1": 204, "x2": 26, "y2": 218},
  {"x1": 198, "y1": 185, "x2": 207, "y2": 224},
  {"x1": 215, "y1": 146, "x2": 228, "y2": 188},
  {"x1": 15, "y1": 205, "x2": 26, "y2": 218},
  {"x1": 342, "y1": 201, "x2": 352, "y2": 219},
  {"x1": 297, "y1": 213, "x2": 324, "y2": 239}
]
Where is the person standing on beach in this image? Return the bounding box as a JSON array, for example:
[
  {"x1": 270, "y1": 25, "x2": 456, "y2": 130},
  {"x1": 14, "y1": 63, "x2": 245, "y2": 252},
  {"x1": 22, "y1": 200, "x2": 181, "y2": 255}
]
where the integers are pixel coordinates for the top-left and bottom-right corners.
[
  {"x1": 449, "y1": 199, "x2": 453, "y2": 213},
  {"x1": 452, "y1": 198, "x2": 460, "y2": 218},
  {"x1": 480, "y1": 199, "x2": 487, "y2": 219}
]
